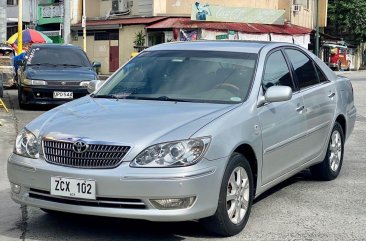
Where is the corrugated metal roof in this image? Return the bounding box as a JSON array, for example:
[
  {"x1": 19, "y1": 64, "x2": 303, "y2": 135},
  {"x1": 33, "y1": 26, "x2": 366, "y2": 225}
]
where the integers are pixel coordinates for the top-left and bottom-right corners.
[
  {"x1": 73, "y1": 16, "x2": 168, "y2": 27},
  {"x1": 146, "y1": 17, "x2": 312, "y2": 35}
]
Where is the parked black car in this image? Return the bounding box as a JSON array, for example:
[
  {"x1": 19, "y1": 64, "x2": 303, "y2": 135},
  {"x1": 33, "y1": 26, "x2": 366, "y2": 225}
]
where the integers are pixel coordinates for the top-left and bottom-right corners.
[{"x1": 17, "y1": 44, "x2": 100, "y2": 108}]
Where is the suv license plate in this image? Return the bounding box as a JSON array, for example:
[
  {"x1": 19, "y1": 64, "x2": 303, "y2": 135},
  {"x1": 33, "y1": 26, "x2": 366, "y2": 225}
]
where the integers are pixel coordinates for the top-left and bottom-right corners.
[
  {"x1": 53, "y1": 91, "x2": 73, "y2": 99},
  {"x1": 50, "y1": 177, "x2": 96, "y2": 200}
]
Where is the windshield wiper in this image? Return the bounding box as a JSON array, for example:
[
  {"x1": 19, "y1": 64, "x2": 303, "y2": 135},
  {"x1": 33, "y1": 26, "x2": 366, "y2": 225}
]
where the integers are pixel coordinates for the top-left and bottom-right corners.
[
  {"x1": 57, "y1": 64, "x2": 84, "y2": 67},
  {"x1": 92, "y1": 94, "x2": 121, "y2": 99},
  {"x1": 28, "y1": 63, "x2": 57, "y2": 66},
  {"x1": 93, "y1": 94, "x2": 190, "y2": 102},
  {"x1": 125, "y1": 95, "x2": 191, "y2": 102}
]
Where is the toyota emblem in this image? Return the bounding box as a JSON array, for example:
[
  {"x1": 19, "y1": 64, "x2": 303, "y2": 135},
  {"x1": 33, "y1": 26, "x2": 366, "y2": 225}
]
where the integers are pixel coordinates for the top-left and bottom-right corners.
[
  {"x1": 73, "y1": 141, "x2": 88, "y2": 153},
  {"x1": 61, "y1": 81, "x2": 66, "y2": 85}
]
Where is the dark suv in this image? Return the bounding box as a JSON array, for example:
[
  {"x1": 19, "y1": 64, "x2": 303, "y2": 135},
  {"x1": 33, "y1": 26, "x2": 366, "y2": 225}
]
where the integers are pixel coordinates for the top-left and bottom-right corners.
[{"x1": 17, "y1": 44, "x2": 100, "y2": 108}]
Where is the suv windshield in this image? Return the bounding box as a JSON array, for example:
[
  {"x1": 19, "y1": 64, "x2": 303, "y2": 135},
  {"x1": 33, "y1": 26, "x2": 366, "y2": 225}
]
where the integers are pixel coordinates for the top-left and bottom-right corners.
[
  {"x1": 26, "y1": 47, "x2": 91, "y2": 67},
  {"x1": 95, "y1": 50, "x2": 257, "y2": 104}
]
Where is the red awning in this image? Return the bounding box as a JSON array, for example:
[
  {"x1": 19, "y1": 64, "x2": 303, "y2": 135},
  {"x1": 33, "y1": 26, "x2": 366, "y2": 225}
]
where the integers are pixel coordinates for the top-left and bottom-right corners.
[
  {"x1": 73, "y1": 16, "x2": 168, "y2": 27},
  {"x1": 146, "y1": 17, "x2": 312, "y2": 35}
]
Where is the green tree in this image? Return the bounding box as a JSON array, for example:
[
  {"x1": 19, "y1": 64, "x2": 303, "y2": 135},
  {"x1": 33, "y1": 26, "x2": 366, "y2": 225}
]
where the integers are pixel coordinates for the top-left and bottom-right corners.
[{"x1": 328, "y1": 0, "x2": 366, "y2": 42}]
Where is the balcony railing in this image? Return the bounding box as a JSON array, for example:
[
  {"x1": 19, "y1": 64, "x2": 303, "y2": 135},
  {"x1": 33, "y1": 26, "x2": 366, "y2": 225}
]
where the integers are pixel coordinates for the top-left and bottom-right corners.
[
  {"x1": 41, "y1": 3, "x2": 64, "y2": 18},
  {"x1": 38, "y1": 3, "x2": 64, "y2": 25}
]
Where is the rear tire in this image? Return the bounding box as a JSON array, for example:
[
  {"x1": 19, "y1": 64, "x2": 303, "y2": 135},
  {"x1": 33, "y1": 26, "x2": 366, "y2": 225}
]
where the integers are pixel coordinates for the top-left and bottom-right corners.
[
  {"x1": 310, "y1": 122, "x2": 344, "y2": 181},
  {"x1": 0, "y1": 75, "x2": 3, "y2": 98},
  {"x1": 337, "y1": 61, "x2": 342, "y2": 71},
  {"x1": 18, "y1": 86, "x2": 26, "y2": 109},
  {"x1": 200, "y1": 153, "x2": 254, "y2": 236}
]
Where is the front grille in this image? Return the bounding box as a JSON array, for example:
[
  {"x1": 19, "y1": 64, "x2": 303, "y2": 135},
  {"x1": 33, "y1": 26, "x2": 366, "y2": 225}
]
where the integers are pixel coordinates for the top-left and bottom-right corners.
[
  {"x1": 46, "y1": 81, "x2": 82, "y2": 87},
  {"x1": 43, "y1": 140, "x2": 130, "y2": 168},
  {"x1": 29, "y1": 188, "x2": 146, "y2": 209}
]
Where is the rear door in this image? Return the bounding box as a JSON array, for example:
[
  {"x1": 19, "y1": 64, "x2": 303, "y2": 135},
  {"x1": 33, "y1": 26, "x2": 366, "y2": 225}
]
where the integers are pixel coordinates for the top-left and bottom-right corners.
[
  {"x1": 284, "y1": 48, "x2": 336, "y2": 161},
  {"x1": 258, "y1": 49, "x2": 308, "y2": 185}
]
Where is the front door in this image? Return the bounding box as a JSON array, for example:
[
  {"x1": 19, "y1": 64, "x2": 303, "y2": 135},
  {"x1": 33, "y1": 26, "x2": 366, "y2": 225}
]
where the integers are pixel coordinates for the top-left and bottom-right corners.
[
  {"x1": 109, "y1": 46, "x2": 119, "y2": 72},
  {"x1": 258, "y1": 50, "x2": 308, "y2": 185},
  {"x1": 284, "y1": 48, "x2": 336, "y2": 160}
]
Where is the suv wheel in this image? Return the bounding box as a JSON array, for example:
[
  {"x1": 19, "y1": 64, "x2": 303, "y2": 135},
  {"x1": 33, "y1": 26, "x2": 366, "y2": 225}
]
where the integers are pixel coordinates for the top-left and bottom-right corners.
[
  {"x1": 201, "y1": 153, "x2": 253, "y2": 236},
  {"x1": 310, "y1": 122, "x2": 344, "y2": 181}
]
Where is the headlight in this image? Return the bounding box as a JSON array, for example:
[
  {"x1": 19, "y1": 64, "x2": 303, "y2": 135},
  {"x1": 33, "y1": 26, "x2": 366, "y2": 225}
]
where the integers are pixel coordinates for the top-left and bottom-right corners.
[
  {"x1": 130, "y1": 137, "x2": 211, "y2": 168},
  {"x1": 79, "y1": 81, "x2": 90, "y2": 87},
  {"x1": 22, "y1": 78, "x2": 47, "y2": 86},
  {"x1": 14, "y1": 129, "x2": 39, "y2": 159}
]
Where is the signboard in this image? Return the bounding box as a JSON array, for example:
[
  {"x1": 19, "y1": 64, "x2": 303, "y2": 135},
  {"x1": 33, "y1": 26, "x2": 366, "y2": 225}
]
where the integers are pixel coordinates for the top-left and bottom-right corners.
[
  {"x1": 216, "y1": 34, "x2": 228, "y2": 40},
  {"x1": 191, "y1": 3, "x2": 285, "y2": 25}
]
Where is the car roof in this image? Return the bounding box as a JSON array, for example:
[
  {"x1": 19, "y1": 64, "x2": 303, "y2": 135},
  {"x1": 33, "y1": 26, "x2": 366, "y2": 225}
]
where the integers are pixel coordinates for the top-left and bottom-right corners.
[
  {"x1": 30, "y1": 44, "x2": 82, "y2": 49},
  {"x1": 145, "y1": 40, "x2": 288, "y2": 54}
]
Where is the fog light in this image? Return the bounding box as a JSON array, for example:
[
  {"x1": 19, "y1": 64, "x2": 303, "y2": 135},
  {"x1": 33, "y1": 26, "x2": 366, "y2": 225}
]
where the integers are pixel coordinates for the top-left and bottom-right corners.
[
  {"x1": 150, "y1": 196, "x2": 196, "y2": 210},
  {"x1": 11, "y1": 183, "x2": 21, "y2": 194}
]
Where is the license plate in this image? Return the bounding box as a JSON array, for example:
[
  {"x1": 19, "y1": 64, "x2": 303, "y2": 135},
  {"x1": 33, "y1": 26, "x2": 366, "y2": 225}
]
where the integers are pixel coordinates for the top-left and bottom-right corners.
[
  {"x1": 53, "y1": 91, "x2": 73, "y2": 99},
  {"x1": 50, "y1": 177, "x2": 96, "y2": 200}
]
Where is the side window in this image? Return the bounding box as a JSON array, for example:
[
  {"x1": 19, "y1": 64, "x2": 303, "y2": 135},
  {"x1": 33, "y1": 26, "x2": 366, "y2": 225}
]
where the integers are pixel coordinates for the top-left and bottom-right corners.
[
  {"x1": 263, "y1": 50, "x2": 294, "y2": 92},
  {"x1": 285, "y1": 49, "x2": 319, "y2": 89},
  {"x1": 315, "y1": 65, "x2": 328, "y2": 83}
]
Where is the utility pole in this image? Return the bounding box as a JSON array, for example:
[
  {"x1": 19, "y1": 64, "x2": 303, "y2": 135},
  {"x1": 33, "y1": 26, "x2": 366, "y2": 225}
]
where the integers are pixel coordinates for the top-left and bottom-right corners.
[
  {"x1": 17, "y1": 0, "x2": 23, "y2": 55},
  {"x1": 315, "y1": 0, "x2": 319, "y2": 57},
  {"x1": 0, "y1": 0, "x2": 6, "y2": 43},
  {"x1": 82, "y1": 0, "x2": 86, "y2": 51},
  {"x1": 63, "y1": 0, "x2": 71, "y2": 44}
]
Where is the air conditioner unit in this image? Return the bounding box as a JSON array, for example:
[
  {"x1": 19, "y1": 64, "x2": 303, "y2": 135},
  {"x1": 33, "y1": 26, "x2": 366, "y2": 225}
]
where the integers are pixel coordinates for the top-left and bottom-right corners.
[
  {"x1": 112, "y1": 0, "x2": 119, "y2": 12},
  {"x1": 293, "y1": 0, "x2": 306, "y2": 5},
  {"x1": 292, "y1": 4, "x2": 302, "y2": 12},
  {"x1": 112, "y1": 0, "x2": 128, "y2": 13}
]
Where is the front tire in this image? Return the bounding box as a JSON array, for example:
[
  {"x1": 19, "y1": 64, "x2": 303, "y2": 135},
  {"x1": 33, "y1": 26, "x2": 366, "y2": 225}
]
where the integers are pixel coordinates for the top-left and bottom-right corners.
[
  {"x1": 310, "y1": 122, "x2": 344, "y2": 181},
  {"x1": 201, "y1": 153, "x2": 254, "y2": 236}
]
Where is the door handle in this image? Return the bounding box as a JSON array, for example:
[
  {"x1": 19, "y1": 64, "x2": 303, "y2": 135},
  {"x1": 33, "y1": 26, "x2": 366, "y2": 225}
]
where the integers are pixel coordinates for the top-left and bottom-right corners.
[
  {"x1": 328, "y1": 92, "x2": 336, "y2": 98},
  {"x1": 296, "y1": 105, "x2": 305, "y2": 112}
]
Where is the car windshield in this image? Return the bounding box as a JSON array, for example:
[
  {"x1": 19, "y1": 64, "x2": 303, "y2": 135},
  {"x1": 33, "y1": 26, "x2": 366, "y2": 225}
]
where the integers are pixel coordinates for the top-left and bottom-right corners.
[
  {"x1": 26, "y1": 47, "x2": 91, "y2": 67},
  {"x1": 95, "y1": 50, "x2": 257, "y2": 104}
]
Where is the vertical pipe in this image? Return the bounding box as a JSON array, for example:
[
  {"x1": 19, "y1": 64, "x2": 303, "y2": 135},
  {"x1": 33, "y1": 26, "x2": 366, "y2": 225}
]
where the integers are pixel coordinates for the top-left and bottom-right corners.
[
  {"x1": 17, "y1": 0, "x2": 23, "y2": 55},
  {"x1": 82, "y1": 0, "x2": 86, "y2": 51},
  {"x1": 315, "y1": 0, "x2": 319, "y2": 57},
  {"x1": 64, "y1": 0, "x2": 71, "y2": 44}
]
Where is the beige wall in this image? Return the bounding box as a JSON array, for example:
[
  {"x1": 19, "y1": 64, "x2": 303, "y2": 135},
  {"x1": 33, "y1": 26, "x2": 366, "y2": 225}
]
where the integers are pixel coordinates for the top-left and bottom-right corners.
[
  {"x1": 119, "y1": 25, "x2": 146, "y2": 64},
  {"x1": 85, "y1": 0, "x2": 100, "y2": 18},
  {"x1": 72, "y1": 36, "x2": 110, "y2": 74}
]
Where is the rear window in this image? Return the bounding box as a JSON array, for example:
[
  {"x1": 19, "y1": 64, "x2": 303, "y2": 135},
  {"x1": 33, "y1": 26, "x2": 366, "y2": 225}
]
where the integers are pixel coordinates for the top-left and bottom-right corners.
[{"x1": 26, "y1": 46, "x2": 91, "y2": 67}]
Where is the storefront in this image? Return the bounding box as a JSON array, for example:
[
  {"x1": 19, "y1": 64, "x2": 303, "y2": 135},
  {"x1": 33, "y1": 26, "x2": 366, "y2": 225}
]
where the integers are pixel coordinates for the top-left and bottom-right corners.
[{"x1": 146, "y1": 17, "x2": 312, "y2": 49}]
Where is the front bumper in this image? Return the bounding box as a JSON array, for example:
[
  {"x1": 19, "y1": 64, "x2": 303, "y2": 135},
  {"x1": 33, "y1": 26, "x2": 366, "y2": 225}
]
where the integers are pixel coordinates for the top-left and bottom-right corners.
[
  {"x1": 7, "y1": 153, "x2": 227, "y2": 221},
  {"x1": 20, "y1": 85, "x2": 89, "y2": 105}
]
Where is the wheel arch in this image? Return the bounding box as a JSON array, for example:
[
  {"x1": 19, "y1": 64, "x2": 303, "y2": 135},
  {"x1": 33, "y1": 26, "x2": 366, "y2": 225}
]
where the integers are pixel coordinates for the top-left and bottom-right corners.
[
  {"x1": 233, "y1": 144, "x2": 258, "y2": 191},
  {"x1": 335, "y1": 114, "x2": 346, "y2": 137}
]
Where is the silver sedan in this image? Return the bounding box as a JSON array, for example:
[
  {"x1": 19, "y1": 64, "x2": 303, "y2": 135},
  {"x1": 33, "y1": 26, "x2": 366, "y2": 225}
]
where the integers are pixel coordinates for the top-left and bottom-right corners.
[{"x1": 7, "y1": 41, "x2": 356, "y2": 236}]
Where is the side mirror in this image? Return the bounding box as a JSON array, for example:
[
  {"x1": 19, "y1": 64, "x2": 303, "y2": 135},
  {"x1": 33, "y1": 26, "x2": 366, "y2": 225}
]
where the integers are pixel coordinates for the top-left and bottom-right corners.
[
  {"x1": 92, "y1": 61, "x2": 101, "y2": 68},
  {"x1": 257, "y1": 86, "x2": 292, "y2": 107},
  {"x1": 87, "y1": 79, "x2": 103, "y2": 94},
  {"x1": 265, "y1": 86, "x2": 292, "y2": 103}
]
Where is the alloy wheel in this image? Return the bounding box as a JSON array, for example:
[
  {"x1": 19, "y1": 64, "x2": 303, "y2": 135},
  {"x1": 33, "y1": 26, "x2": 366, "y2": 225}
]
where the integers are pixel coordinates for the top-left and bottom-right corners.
[
  {"x1": 329, "y1": 130, "x2": 342, "y2": 172},
  {"x1": 226, "y1": 166, "x2": 250, "y2": 224}
]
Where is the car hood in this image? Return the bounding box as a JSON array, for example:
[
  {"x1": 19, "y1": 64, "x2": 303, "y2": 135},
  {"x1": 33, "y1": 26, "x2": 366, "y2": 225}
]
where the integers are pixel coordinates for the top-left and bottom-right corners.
[
  {"x1": 27, "y1": 96, "x2": 238, "y2": 155},
  {"x1": 25, "y1": 67, "x2": 96, "y2": 81}
]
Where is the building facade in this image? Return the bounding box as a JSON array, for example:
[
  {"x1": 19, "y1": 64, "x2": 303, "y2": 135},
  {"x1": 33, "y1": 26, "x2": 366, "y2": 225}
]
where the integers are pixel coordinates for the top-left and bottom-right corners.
[
  {"x1": 70, "y1": 0, "x2": 328, "y2": 74},
  {"x1": 6, "y1": 0, "x2": 38, "y2": 39}
]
